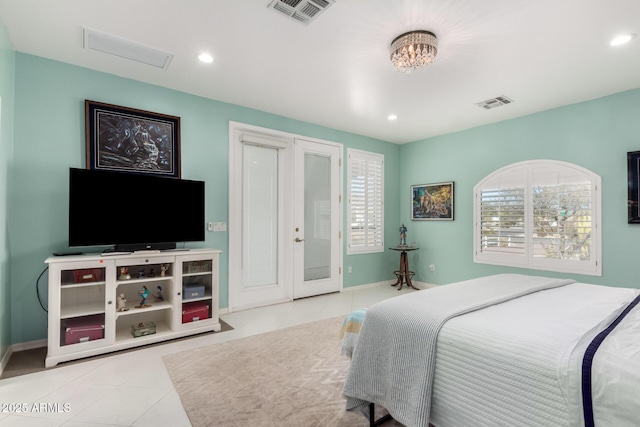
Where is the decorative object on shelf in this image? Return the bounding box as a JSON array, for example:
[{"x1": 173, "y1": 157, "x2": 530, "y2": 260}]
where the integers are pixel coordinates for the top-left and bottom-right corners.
[
  {"x1": 131, "y1": 321, "x2": 157, "y2": 338},
  {"x1": 154, "y1": 285, "x2": 164, "y2": 301},
  {"x1": 118, "y1": 267, "x2": 131, "y2": 280},
  {"x1": 148, "y1": 268, "x2": 155, "y2": 277},
  {"x1": 411, "y1": 182, "x2": 454, "y2": 221},
  {"x1": 160, "y1": 263, "x2": 169, "y2": 277},
  {"x1": 85, "y1": 100, "x2": 181, "y2": 178},
  {"x1": 399, "y1": 224, "x2": 408, "y2": 247},
  {"x1": 390, "y1": 30, "x2": 438, "y2": 74},
  {"x1": 117, "y1": 293, "x2": 129, "y2": 312},
  {"x1": 136, "y1": 285, "x2": 152, "y2": 308},
  {"x1": 137, "y1": 269, "x2": 145, "y2": 278}
]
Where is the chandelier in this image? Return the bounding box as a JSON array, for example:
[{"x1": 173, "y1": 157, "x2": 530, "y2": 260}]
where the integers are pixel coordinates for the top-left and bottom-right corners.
[{"x1": 390, "y1": 30, "x2": 438, "y2": 74}]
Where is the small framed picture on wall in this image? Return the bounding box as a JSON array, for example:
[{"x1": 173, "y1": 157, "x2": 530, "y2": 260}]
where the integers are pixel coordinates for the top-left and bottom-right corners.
[{"x1": 411, "y1": 181, "x2": 454, "y2": 220}]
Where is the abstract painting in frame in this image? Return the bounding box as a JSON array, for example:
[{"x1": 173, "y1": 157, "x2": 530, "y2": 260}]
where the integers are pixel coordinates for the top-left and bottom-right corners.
[
  {"x1": 85, "y1": 100, "x2": 181, "y2": 178},
  {"x1": 411, "y1": 181, "x2": 454, "y2": 220}
]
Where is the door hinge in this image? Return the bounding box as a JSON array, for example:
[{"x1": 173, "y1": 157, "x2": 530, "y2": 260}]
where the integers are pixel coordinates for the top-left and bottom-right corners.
[
  {"x1": 339, "y1": 267, "x2": 342, "y2": 275},
  {"x1": 339, "y1": 158, "x2": 342, "y2": 167},
  {"x1": 339, "y1": 194, "x2": 342, "y2": 203},
  {"x1": 339, "y1": 231, "x2": 342, "y2": 239}
]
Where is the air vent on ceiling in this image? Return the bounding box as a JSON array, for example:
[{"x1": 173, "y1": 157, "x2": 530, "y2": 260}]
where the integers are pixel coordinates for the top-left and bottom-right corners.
[
  {"x1": 83, "y1": 28, "x2": 174, "y2": 70},
  {"x1": 267, "y1": 0, "x2": 335, "y2": 25},
  {"x1": 476, "y1": 96, "x2": 514, "y2": 110}
]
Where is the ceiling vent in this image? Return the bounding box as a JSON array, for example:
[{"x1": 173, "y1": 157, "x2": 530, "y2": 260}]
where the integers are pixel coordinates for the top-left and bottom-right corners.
[
  {"x1": 267, "y1": 0, "x2": 335, "y2": 25},
  {"x1": 83, "y1": 28, "x2": 174, "y2": 70},
  {"x1": 476, "y1": 96, "x2": 514, "y2": 110}
]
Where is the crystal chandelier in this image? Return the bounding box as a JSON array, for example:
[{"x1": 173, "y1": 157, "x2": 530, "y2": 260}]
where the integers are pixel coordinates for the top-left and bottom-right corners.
[{"x1": 390, "y1": 30, "x2": 438, "y2": 74}]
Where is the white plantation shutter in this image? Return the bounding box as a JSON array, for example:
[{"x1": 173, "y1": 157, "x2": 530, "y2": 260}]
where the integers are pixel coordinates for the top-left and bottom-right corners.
[
  {"x1": 474, "y1": 160, "x2": 601, "y2": 276},
  {"x1": 348, "y1": 149, "x2": 384, "y2": 254}
]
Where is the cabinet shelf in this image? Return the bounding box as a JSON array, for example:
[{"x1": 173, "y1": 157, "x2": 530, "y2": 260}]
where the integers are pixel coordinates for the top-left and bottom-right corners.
[
  {"x1": 61, "y1": 301, "x2": 106, "y2": 319},
  {"x1": 61, "y1": 281, "x2": 107, "y2": 289},
  {"x1": 115, "y1": 300, "x2": 173, "y2": 319}
]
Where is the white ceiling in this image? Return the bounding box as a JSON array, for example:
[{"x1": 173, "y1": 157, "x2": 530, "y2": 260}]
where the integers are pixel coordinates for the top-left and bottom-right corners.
[{"x1": 1, "y1": 0, "x2": 639, "y2": 144}]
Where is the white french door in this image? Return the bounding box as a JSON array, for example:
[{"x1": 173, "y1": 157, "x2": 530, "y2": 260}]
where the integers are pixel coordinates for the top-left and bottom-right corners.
[
  {"x1": 293, "y1": 139, "x2": 342, "y2": 299},
  {"x1": 229, "y1": 123, "x2": 342, "y2": 311}
]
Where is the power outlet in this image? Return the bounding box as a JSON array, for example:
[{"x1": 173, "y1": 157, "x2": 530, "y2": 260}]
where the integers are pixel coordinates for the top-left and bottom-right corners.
[
  {"x1": 429, "y1": 264, "x2": 435, "y2": 272},
  {"x1": 348, "y1": 266, "x2": 352, "y2": 274}
]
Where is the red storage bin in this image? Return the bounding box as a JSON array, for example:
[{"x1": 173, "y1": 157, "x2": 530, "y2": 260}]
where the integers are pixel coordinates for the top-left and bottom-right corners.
[
  {"x1": 64, "y1": 316, "x2": 105, "y2": 344},
  {"x1": 182, "y1": 301, "x2": 210, "y2": 323},
  {"x1": 72, "y1": 269, "x2": 102, "y2": 283}
]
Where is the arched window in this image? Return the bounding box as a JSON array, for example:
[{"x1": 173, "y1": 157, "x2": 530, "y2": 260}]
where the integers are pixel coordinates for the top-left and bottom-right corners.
[{"x1": 474, "y1": 160, "x2": 601, "y2": 276}]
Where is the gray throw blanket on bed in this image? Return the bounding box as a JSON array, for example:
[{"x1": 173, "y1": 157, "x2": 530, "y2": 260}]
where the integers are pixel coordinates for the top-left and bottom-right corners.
[{"x1": 342, "y1": 274, "x2": 575, "y2": 427}]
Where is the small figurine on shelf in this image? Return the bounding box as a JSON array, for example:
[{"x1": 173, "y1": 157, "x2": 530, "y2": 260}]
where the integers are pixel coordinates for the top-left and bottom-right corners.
[
  {"x1": 137, "y1": 269, "x2": 145, "y2": 278},
  {"x1": 119, "y1": 267, "x2": 131, "y2": 281},
  {"x1": 154, "y1": 285, "x2": 164, "y2": 301},
  {"x1": 135, "y1": 285, "x2": 152, "y2": 308},
  {"x1": 117, "y1": 293, "x2": 129, "y2": 312},
  {"x1": 160, "y1": 264, "x2": 169, "y2": 277},
  {"x1": 148, "y1": 268, "x2": 155, "y2": 277},
  {"x1": 399, "y1": 224, "x2": 408, "y2": 247}
]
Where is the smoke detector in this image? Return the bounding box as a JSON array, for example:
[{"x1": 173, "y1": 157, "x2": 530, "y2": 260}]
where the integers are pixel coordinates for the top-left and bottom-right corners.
[
  {"x1": 476, "y1": 96, "x2": 514, "y2": 110},
  {"x1": 267, "y1": 0, "x2": 335, "y2": 25}
]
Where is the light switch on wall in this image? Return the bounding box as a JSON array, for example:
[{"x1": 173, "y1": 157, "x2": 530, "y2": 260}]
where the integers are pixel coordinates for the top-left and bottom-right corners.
[{"x1": 213, "y1": 222, "x2": 227, "y2": 232}]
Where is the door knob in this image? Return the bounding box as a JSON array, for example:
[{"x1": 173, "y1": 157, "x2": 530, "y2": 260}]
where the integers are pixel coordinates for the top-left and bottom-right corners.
[{"x1": 295, "y1": 237, "x2": 305, "y2": 243}]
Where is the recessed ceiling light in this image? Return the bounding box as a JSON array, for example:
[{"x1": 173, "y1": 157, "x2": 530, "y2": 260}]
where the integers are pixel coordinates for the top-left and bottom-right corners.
[
  {"x1": 198, "y1": 53, "x2": 214, "y2": 63},
  {"x1": 388, "y1": 114, "x2": 398, "y2": 121},
  {"x1": 610, "y1": 33, "x2": 636, "y2": 46}
]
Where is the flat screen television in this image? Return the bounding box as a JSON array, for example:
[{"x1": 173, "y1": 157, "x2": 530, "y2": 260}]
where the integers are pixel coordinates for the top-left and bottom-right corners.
[{"x1": 69, "y1": 168, "x2": 205, "y2": 252}]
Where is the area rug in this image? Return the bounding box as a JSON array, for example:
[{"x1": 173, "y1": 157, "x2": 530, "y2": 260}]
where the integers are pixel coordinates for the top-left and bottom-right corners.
[{"x1": 163, "y1": 316, "x2": 395, "y2": 427}]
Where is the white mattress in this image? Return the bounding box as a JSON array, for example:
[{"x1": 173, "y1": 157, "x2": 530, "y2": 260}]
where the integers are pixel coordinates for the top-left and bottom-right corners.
[{"x1": 429, "y1": 282, "x2": 639, "y2": 427}]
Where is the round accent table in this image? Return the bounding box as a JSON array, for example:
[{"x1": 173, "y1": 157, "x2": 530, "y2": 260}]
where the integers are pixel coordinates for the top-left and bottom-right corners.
[{"x1": 389, "y1": 246, "x2": 419, "y2": 290}]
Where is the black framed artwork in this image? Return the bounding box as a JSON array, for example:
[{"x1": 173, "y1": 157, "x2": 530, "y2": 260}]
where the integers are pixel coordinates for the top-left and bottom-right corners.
[
  {"x1": 628, "y1": 151, "x2": 640, "y2": 223},
  {"x1": 85, "y1": 100, "x2": 181, "y2": 178}
]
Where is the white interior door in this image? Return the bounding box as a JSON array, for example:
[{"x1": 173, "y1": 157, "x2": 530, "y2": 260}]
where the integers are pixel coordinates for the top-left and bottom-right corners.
[
  {"x1": 229, "y1": 128, "x2": 292, "y2": 311},
  {"x1": 293, "y1": 139, "x2": 342, "y2": 299}
]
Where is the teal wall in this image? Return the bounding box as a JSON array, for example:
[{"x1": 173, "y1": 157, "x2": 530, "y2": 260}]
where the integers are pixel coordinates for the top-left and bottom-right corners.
[
  {"x1": 0, "y1": 18, "x2": 14, "y2": 362},
  {"x1": 401, "y1": 89, "x2": 640, "y2": 288},
  {"x1": 10, "y1": 53, "x2": 400, "y2": 344},
  {"x1": 6, "y1": 50, "x2": 640, "y2": 347}
]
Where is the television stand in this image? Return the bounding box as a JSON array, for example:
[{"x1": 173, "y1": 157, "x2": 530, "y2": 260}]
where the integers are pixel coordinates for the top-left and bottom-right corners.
[{"x1": 44, "y1": 248, "x2": 221, "y2": 367}]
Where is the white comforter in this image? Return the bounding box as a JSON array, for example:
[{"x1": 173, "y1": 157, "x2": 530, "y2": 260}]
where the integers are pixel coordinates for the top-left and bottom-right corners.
[
  {"x1": 430, "y1": 282, "x2": 639, "y2": 427},
  {"x1": 343, "y1": 274, "x2": 640, "y2": 427}
]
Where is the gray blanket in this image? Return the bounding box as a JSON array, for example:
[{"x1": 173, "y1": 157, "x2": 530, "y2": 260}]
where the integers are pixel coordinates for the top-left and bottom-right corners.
[{"x1": 342, "y1": 274, "x2": 575, "y2": 427}]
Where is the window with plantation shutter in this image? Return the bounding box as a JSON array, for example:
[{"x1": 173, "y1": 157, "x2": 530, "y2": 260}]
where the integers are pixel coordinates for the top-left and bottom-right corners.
[
  {"x1": 347, "y1": 149, "x2": 384, "y2": 254},
  {"x1": 474, "y1": 160, "x2": 601, "y2": 276}
]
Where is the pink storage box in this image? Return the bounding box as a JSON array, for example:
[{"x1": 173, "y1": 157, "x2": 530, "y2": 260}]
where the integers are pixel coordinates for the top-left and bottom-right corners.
[
  {"x1": 64, "y1": 316, "x2": 105, "y2": 345},
  {"x1": 182, "y1": 302, "x2": 209, "y2": 323}
]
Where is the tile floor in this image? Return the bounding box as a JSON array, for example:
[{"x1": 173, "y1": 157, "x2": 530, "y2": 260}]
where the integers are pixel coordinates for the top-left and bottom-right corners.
[{"x1": 0, "y1": 283, "x2": 415, "y2": 426}]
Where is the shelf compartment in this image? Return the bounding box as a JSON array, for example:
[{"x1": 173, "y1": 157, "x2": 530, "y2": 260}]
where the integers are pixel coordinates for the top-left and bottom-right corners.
[
  {"x1": 115, "y1": 309, "x2": 173, "y2": 344},
  {"x1": 61, "y1": 267, "x2": 106, "y2": 286}
]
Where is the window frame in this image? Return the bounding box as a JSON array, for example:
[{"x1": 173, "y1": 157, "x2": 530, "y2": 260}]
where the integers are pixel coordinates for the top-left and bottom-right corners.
[
  {"x1": 347, "y1": 148, "x2": 384, "y2": 255},
  {"x1": 473, "y1": 159, "x2": 601, "y2": 276}
]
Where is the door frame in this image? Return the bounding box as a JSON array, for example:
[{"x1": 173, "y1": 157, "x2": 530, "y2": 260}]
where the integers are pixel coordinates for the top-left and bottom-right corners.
[{"x1": 228, "y1": 122, "x2": 343, "y2": 312}]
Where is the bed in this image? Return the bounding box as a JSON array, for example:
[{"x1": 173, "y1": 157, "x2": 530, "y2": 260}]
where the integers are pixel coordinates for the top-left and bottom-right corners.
[{"x1": 342, "y1": 274, "x2": 640, "y2": 427}]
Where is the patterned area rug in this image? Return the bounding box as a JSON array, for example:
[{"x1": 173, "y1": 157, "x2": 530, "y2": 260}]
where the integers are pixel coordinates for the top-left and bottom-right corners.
[{"x1": 163, "y1": 316, "x2": 394, "y2": 426}]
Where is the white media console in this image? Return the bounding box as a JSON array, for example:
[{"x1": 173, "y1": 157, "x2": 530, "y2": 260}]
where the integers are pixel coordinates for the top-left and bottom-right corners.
[{"x1": 45, "y1": 248, "x2": 221, "y2": 367}]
